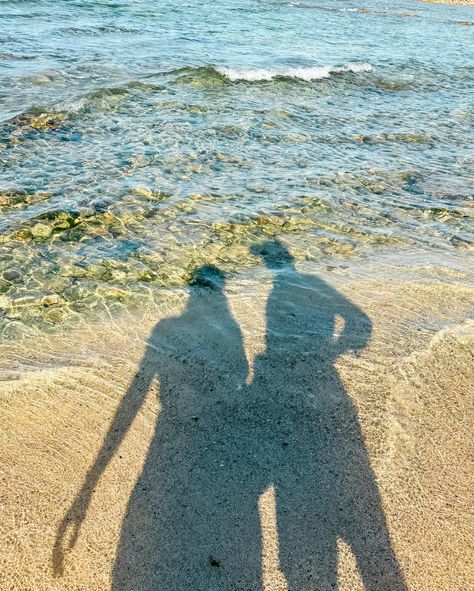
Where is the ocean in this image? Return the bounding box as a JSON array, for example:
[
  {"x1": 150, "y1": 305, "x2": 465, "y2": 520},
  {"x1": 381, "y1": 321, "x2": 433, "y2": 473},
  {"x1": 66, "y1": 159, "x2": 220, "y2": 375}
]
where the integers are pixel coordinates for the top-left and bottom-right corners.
[{"x1": 0, "y1": 0, "x2": 473, "y2": 337}]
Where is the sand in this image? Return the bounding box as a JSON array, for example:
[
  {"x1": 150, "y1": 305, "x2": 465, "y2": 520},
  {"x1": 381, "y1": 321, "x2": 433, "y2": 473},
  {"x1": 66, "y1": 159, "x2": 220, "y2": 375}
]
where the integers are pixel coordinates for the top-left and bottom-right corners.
[
  {"x1": 1, "y1": 250, "x2": 473, "y2": 590},
  {"x1": 419, "y1": 0, "x2": 474, "y2": 5}
]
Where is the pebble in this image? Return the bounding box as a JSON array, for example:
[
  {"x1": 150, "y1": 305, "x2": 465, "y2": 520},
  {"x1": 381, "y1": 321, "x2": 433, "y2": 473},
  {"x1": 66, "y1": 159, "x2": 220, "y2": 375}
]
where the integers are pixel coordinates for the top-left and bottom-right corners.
[
  {"x1": 96, "y1": 286, "x2": 126, "y2": 299},
  {"x1": 0, "y1": 279, "x2": 11, "y2": 293},
  {"x1": 29, "y1": 74, "x2": 54, "y2": 85},
  {"x1": 44, "y1": 308, "x2": 66, "y2": 323},
  {"x1": 31, "y1": 223, "x2": 52, "y2": 239},
  {"x1": 3, "y1": 269, "x2": 22, "y2": 282},
  {"x1": 41, "y1": 293, "x2": 61, "y2": 306}
]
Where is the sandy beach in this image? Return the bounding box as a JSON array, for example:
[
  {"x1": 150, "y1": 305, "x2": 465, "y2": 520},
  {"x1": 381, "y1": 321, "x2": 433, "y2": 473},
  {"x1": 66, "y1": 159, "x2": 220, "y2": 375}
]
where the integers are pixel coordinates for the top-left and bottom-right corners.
[
  {"x1": 420, "y1": 1, "x2": 473, "y2": 5},
  {"x1": 2, "y1": 0, "x2": 474, "y2": 588},
  {"x1": 1, "y1": 247, "x2": 473, "y2": 590}
]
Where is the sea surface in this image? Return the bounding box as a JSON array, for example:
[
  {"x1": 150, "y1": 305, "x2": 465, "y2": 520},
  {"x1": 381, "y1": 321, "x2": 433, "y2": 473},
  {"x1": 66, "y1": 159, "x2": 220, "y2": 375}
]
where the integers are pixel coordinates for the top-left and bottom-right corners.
[{"x1": 0, "y1": 0, "x2": 473, "y2": 338}]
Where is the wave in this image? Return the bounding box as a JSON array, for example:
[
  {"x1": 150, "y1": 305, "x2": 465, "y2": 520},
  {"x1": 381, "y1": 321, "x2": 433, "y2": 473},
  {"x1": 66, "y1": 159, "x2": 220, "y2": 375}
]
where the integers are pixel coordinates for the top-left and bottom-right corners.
[
  {"x1": 1, "y1": 62, "x2": 374, "y2": 127},
  {"x1": 214, "y1": 63, "x2": 373, "y2": 82}
]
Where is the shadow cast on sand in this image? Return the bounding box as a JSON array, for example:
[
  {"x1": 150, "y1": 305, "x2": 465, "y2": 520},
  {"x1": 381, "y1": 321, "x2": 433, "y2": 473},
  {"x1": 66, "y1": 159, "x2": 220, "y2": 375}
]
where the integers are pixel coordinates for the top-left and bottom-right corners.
[{"x1": 53, "y1": 240, "x2": 407, "y2": 591}]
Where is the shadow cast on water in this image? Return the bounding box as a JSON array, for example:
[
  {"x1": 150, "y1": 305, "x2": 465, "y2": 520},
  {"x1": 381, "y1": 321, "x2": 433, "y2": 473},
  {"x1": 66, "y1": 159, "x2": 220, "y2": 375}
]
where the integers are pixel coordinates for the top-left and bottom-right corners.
[{"x1": 53, "y1": 240, "x2": 407, "y2": 591}]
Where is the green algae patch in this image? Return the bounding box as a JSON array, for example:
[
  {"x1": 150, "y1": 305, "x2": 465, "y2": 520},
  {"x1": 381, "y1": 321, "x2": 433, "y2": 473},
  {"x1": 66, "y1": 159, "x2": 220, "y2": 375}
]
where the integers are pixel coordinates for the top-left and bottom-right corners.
[
  {"x1": 10, "y1": 109, "x2": 68, "y2": 131},
  {"x1": 0, "y1": 189, "x2": 52, "y2": 209}
]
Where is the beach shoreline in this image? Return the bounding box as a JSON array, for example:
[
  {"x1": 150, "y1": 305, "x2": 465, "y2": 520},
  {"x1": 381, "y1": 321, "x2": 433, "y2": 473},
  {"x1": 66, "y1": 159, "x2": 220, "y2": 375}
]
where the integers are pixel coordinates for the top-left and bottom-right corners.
[
  {"x1": 419, "y1": 0, "x2": 473, "y2": 5},
  {"x1": 1, "y1": 0, "x2": 473, "y2": 587},
  {"x1": 1, "y1": 250, "x2": 473, "y2": 590}
]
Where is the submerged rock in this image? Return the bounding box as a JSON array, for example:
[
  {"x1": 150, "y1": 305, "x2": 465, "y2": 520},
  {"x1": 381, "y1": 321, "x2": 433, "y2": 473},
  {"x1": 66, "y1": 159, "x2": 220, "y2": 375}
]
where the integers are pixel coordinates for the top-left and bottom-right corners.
[
  {"x1": 31, "y1": 223, "x2": 52, "y2": 240},
  {"x1": 3, "y1": 269, "x2": 22, "y2": 283},
  {"x1": 96, "y1": 286, "x2": 127, "y2": 299},
  {"x1": 41, "y1": 294, "x2": 62, "y2": 307},
  {"x1": 10, "y1": 110, "x2": 66, "y2": 131},
  {"x1": 132, "y1": 186, "x2": 169, "y2": 200},
  {"x1": 0, "y1": 189, "x2": 51, "y2": 209}
]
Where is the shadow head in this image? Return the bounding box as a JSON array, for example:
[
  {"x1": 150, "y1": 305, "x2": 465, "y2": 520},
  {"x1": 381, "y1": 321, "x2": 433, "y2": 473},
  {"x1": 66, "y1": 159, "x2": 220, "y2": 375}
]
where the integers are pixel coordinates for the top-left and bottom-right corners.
[
  {"x1": 251, "y1": 239, "x2": 295, "y2": 269},
  {"x1": 189, "y1": 264, "x2": 226, "y2": 290}
]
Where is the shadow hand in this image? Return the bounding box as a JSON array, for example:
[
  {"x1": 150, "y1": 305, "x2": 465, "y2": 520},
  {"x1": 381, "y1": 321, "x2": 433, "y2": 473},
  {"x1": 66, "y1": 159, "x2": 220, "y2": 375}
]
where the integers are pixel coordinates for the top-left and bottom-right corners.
[{"x1": 52, "y1": 488, "x2": 92, "y2": 577}]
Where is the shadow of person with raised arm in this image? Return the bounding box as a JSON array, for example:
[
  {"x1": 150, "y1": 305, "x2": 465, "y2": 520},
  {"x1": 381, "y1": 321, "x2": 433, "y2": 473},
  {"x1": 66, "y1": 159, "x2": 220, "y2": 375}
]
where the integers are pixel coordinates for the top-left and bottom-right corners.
[
  {"x1": 249, "y1": 239, "x2": 407, "y2": 591},
  {"x1": 53, "y1": 265, "x2": 264, "y2": 591}
]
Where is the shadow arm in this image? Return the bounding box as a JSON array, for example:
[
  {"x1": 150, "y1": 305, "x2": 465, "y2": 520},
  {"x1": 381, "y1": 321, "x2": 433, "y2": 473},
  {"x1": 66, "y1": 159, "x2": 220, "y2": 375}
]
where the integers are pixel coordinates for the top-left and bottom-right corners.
[
  {"x1": 333, "y1": 292, "x2": 372, "y2": 356},
  {"x1": 53, "y1": 346, "x2": 155, "y2": 575}
]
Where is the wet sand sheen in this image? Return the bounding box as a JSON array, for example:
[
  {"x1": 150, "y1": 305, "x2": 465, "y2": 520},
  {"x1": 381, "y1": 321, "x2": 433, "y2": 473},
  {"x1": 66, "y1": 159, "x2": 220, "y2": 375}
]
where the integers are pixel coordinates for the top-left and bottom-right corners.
[
  {"x1": 1, "y1": 248, "x2": 473, "y2": 590},
  {"x1": 420, "y1": 1, "x2": 474, "y2": 5}
]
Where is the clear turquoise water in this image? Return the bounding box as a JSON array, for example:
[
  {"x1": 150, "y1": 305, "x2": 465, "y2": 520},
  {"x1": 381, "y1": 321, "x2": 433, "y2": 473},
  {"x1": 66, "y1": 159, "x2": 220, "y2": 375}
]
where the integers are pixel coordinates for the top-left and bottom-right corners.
[{"x1": 0, "y1": 0, "x2": 473, "y2": 335}]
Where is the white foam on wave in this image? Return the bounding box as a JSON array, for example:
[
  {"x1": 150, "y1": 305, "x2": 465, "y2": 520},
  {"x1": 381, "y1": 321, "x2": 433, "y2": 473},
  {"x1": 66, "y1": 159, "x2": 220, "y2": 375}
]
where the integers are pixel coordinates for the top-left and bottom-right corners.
[
  {"x1": 55, "y1": 97, "x2": 87, "y2": 113},
  {"x1": 216, "y1": 63, "x2": 372, "y2": 82}
]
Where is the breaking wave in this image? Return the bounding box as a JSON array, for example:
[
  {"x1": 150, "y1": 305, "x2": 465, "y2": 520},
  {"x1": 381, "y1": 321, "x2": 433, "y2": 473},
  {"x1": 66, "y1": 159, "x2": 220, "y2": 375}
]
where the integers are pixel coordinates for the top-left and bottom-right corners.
[{"x1": 215, "y1": 63, "x2": 373, "y2": 82}]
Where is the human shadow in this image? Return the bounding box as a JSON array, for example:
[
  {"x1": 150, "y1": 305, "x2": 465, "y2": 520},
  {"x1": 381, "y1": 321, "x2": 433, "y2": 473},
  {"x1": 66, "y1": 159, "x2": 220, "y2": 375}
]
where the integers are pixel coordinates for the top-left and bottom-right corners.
[
  {"x1": 248, "y1": 240, "x2": 407, "y2": 591},
  {"x1": 53, "y1": 248, "x2": 407, "y2": 590},
  {"x1": 53, "y1": 265, "x2": 263, "y2": 590}
]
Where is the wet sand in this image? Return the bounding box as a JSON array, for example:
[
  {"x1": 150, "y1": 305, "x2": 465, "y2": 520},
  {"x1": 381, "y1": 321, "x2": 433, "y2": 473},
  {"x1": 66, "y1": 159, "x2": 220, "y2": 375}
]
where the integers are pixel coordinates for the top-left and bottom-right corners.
[
  {"x1": 1, "y1": 250, "x2": 473, "y2": 590},
  {"x1": 419, "y1": 0, "x2": 474, "y2": 5}
]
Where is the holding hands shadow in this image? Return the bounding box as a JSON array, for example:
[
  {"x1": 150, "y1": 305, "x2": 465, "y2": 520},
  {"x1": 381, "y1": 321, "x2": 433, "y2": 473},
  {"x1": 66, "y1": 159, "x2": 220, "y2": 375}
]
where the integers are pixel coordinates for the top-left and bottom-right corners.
[{"x1": 54, "y1": 246, "x2": 407, "y2": 591}]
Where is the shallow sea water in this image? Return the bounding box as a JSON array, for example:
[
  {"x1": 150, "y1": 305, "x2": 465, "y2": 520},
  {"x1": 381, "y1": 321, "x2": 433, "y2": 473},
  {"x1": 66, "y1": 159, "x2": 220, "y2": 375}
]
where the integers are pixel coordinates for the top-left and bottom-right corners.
[
  {"x1": 1, "y1": 5, "x2": 474, "y2": 590},
  {"x1": 0, "y1": 0, "x2": 473, "y2": 337}
]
